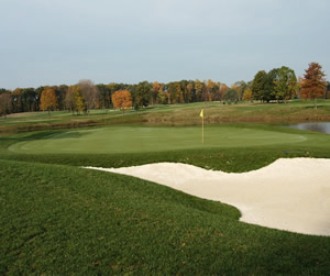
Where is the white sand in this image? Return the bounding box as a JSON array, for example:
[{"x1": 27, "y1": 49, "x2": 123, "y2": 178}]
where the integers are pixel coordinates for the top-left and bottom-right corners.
[{"x1": 85, "y1": 158, "x2": 330, "y2": 236}]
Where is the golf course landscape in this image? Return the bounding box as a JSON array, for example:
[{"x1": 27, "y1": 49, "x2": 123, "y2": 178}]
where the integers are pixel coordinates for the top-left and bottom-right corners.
[{"x1": 1, "y1": 101, "x2": 330, "y2": 274}]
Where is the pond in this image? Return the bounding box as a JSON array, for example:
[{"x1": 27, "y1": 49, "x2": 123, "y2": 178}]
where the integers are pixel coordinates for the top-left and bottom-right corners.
[{"x1": 290, "y1": 122, "x2": 330, "y2": 134}]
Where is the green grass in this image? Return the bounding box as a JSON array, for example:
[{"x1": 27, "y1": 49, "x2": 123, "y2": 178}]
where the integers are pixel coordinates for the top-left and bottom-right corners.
[
  {"x1": 7, "y1": 125, "x2": 306, "y2": 154},
  {"x1": 2, "y1": 100, "x2": 330, "y2": 133},
  {"x1": 1, "y1": 159, "x2": 330, "y2": 275},
  {"x1": 1, "y1": 101, "x2": 330, "y2": 274}
]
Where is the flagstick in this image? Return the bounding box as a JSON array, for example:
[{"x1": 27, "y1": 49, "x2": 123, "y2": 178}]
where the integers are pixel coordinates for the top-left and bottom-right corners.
[{"x1": 201, "y1": 116, "x2": 204, "y2": 144}]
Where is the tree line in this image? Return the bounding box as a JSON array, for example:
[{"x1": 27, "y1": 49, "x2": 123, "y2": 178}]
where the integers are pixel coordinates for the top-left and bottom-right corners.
[{"x1": 0, "y1": 62, "x2": 329, "y2": 117}]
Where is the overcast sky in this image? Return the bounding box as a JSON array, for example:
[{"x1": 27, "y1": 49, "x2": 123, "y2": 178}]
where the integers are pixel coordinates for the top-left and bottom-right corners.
[{"x1": 1, "y1": 0, "x2": 329, "y2": 89}]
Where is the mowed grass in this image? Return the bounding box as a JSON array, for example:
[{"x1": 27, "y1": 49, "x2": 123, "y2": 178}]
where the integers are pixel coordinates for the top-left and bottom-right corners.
[
  {"x1": 1, "y1": 159, "x2": 330, "y2": 275},
  {"x1": 7, "y1": 125, "x2": 306, "y2": 154},
  {"x1": 1, "y1": 101, "x2": 330, "y2": 274}
]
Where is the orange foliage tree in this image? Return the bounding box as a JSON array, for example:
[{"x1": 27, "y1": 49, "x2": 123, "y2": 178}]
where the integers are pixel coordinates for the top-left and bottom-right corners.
[
  {"x1": 111, "y1": 90, "x2": 132, "y2": 111},
  {"x1": 300, "y1": 62, "x2": 326, "y2": 101},
  {"x1": 40, "y1": 87, "x2": 57, "y2": 112}
]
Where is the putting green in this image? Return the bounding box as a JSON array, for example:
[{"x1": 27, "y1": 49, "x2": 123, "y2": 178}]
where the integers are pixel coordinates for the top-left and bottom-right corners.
[{"x1": 8, "y1": 126, "x2": 306, "y2": 154}]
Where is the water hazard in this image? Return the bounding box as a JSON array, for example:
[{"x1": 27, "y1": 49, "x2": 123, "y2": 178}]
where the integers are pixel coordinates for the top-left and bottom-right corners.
[{"x1": 290, "y1": 122, "x2": 330, "y2": 134}]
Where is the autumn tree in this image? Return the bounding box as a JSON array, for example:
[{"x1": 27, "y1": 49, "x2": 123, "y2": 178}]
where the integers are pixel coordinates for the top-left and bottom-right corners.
[
  {"x1": 152, "y1": 81, "x2": 161, "y2": 105},
  {"x1": 40, "y1": 87, "x2": 57, "y2": 112},
  {"x1": 167, "y1": 82, "x2": 184, "y2": 104},
  {"x1": 219, "y1": 83, "x2": 229, "y2": 101},
  {"x1": 300, "y1": 62, "x2": 327, "y2": 107},
  {"x1": 65, "y1": 85, "x2": 85, "y2": 114},
  {"x1": 206, "y1": 80, "x2": 219, "y2": 101},
  {"x1": 112, "y1": 90, "x2": 132, "y2": 111},
  {"x1": 157, "y1": 85, "x2": 169, "y2": 104},
  {"x1": 180, "y1": 80, "x2": 191, "y2": 103},
  {"x1": 194, "y1": 80, "x2": 205, "y2": 102},
  {"x1": 186, "y1": 81, "x2": 194, "y2": 102},
  {"x1": 242, "y1": 87, "x2": 253, "y2": 101}
]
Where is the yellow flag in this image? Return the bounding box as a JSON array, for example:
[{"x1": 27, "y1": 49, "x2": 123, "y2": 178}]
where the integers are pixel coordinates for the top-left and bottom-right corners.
[{"x1": 200, "y1": 109, "x2": 204, "y2": 118}]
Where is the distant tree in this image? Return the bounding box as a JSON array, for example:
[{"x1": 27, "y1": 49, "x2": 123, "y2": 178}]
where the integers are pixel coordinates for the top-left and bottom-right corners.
[
  {"x1": 97, "y1": 84, "x2": 112, "y2": 109},
  {"x1": 55, "y1": 85, "x2": 69, "y2": 110},
  {"x1": 242, "y1": 87, "x2": 253, "y2": 101},
  {"x1": 74, "y1": 87, "x2": 85, "y2": 114},
  {"x1": 186, "y1": 81, "x2": 194, "y2": 102},
  {"x1": 157, "y1": 85, "x2": 169, "y2": 104},
  {"x1": 65, "y1": 85, "x2": 85, "y2": 114},
  {"x1": 133, "y1": 81, "x2": 151, "y2": 109},
  {"x1": 11, "y1": 88, "x2": 23, "y2": 113},
  {"x1": 180, "y1": 80, "x2": 191, "y2": 103},
  {"x1": 78, "y1": 80, "x2": 99, "y2": 112},
  {"x1": 231, "y1": 81, "x2": 247, "y2": 101},
  {"x1": 252, "y1": 70, "x2": 268, "y2": 102},
  {"x1": 264, "y1": 68, "x2": 278, "y2": 102},
  {"x1": 0, "y1": 92, "x2": 12, "y2": 117},
  {"x1": 223, "y1": 89, "x2": 239, "y2": 103},
  {"x1": 273, "y1": 66, "x2": 298, "y2": 102},
  {"x1": 194, "y1": 80, "x2": 205, "y2": 102},
  {"x1": 40, "y1": 87, "x2": 57, "y2": 112},
  {"x1": 206, "y1": 79, "x2": 219, "y2": 101},
  {"x1": 112, "y1": 90, "x2": 132, "y2": 111},
  {"x1": 326, "y1": 81, "x2": 330, "y2": 99},
  {"x1": 21, "y1": 88, "x2": 37, "y2": 112},
  {"x1": 152, "y1": 81, "x2": 162, "y2": 105},
  {"x1": 219, "y1": 83, "x2": 229, "y2": 101},
  {"x1": 167, "y1": 82, "x2": 184, "y2": 104},
  {"x1": 300, "y1": 62, "x2": 327, "y2": 108}
]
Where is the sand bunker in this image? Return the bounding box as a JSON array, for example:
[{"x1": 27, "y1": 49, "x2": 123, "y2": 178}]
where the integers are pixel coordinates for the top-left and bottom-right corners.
[{"x1": 85, "y1": 158, "x2": 330, "y2": 236}]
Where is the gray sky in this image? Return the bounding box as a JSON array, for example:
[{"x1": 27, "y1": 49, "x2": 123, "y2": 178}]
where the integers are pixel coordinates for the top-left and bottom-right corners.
[{"x1": 1, "y1": 0, "x2": 329, "y2": 89}]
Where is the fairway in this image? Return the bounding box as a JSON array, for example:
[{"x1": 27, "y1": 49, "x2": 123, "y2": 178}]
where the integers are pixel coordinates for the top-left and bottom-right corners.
[{"x1": 8, "y1": 126, "x2": 306, "y2": 154}]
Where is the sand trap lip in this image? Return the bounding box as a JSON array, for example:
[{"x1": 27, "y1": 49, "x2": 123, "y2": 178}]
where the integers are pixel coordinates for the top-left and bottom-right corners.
[{"x1": 85, "y1": 158, "x2": 330, "y2": 236}]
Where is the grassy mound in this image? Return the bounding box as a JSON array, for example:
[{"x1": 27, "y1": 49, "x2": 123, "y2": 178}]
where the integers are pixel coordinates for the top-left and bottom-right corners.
[{"x1": 1, "y1": 159, "x2": 330, "y2": 274}]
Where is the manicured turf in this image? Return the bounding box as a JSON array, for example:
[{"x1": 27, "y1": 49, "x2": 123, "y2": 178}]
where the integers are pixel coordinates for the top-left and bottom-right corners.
[
  {"x1": 1, "y1": 101, "x2": 330, "y2": 274},
  {"x1": 1, "y1": 159, "x2": 330, "y2": 275},
  {"x1": 7, "y1": 125, "x2": 307, "y2": 154}
]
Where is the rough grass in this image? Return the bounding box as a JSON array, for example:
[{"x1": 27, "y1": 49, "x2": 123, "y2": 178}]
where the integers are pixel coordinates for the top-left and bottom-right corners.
[
  {"x1": 1, "y1": 159, "x2": 330, "y2": 275},
  {"x1": 2, "y1": 100, "x2": 330, "y2": 134}
]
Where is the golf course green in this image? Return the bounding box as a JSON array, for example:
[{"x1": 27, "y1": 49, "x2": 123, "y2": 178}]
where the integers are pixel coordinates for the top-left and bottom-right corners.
[
  {"x1": 1, "y1": 102, "x2": 330, "y2": 274},
  {"x1": 8, "y1": 125, "x2": 307, "y2": 154}
]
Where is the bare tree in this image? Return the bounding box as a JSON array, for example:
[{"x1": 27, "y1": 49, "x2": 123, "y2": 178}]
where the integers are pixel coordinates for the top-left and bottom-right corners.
[{"x1": 78, "y1": 80, "x2": 100, "y2": 112}]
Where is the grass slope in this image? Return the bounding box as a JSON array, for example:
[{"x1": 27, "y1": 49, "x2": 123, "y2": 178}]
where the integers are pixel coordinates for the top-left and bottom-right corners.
[
  {"x1": 1, "y1": 159, "x2": 330, "y2": 275},
  {"x1": 1, "y1": 102, "x2": 330, "y2": 274}
]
